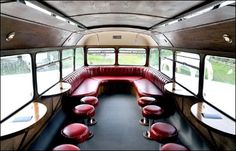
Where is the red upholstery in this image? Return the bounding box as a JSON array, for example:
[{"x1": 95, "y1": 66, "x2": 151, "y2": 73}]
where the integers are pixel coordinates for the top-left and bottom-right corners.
[
  {"x1": 73, "y1": 104, "x2": 95, "y2": 118},
  {"x1": 63, "y1": 66, "x2": 172, "y2": 99},
  {"x1": 160, "y1": 143, "x2": 189, "y2": 151},
  {"x1": 88, "y1": 66, "x2": 144, "y2": 76},
  {"x1": 138, "y1": 96, "x2": 156, "y2": 107},
  {"x1": 71, "y1": 78, "x2": 100, "y2": 97},
  {"x1": 142, "y1": 105, "x2": 164, "y2": 119},
  {"x1": 61, "y1": 123, "x2": 90, "y2": 143},
  {"x1": 53, "y1": 144, "x2": 80, "y2": 151},
  {"x1": 149, "y1": 122, "x2": 177, "y2": 142},
  {"x1": 92, "y1": 76, "x2": 142, "y2": 83},
  {"x1": 81, "y1": 96, "x2": 99, "y2": 107},
  {"x1": 63, "y1": 67, "x2": 90, "y2": 94},
  {"x1": 133, "y1": 78, "x2": 163, "y2": 97}
]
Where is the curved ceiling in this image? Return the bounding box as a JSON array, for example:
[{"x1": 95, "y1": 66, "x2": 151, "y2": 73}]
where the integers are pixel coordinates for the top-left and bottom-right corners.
[{"x1": 44, "y1": 1, "x2": 204, "y2": 29}]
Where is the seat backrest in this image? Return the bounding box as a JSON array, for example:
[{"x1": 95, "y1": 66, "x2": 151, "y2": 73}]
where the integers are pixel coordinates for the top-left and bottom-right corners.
[
  {"x1": 63, "y1": 67, "x2": 90, "y2": 94},
  {"x1": 143, "y1": 67, "x2": 172, "y2": 92}
]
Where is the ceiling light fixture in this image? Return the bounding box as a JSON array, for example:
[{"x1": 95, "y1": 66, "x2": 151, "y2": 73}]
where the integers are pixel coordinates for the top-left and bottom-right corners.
[
  {"x1": 25, "y1": 1, "x2": 51, "y2": 15},
  {"x1": 223, "y1": 34, "x2": 232, "y2": 44},
  {"x1": 153, "y1": 1, "x2": 235, "y2": 29},
  {"x1": 219, "y1": 0, "x2": 235, "y2": 8},
  {"x1": 6, "y1": 32, "x2": 15, "y2": 42},
  {"x1": 55, "y1": 15, "x2": 67, "y2": 22}
]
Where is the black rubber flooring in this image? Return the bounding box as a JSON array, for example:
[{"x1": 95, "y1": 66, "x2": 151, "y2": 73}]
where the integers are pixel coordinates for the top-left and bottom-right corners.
[
  {"x1": 44, "y1": 93, "x2": 210, "y2": 150},
  {"x1": 79, "y1": 94, "x2": 160, "y2": 150}
]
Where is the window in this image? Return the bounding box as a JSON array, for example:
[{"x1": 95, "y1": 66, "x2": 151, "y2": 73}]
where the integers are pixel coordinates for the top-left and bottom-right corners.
[
  {"x1": 87, "y1": 48, "x2": 115, "y2": 65},
  {"x1": 160, "y1": 49, "x2": 173, "y2": 78},
  {"x1": 175, "y1": 52, "x2": 200, "y2": 94},
  {"x1": 149, "y1": 48, "x2": 159, "y2": 69},
  {"x1": 36, "y1": 51, "x2": 60, "y2": 94},
  {"x1": 1, "y1": 54, "x2": 33, "y2": 120},
  {"x1": 62, "y1": 49, "x2": 74, "y2": 77},
  {"x1": 118, "y1": 48, "x2": 146, "y2": 65},
  {"x1": 203, "y1": 56, "x2": 235, "y2": 119},
  {"x1": 75, "y1": 47, "x2": 84, "y2": 69}
]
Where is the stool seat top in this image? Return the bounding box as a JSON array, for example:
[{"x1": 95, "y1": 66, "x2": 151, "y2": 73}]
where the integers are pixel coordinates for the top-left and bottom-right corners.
[
  {"x1": 142, "y1": 105, "x2": 164, "y2": 117},
  {"x1": 160, "y1": 143, "x2": 189, "y2": 151},
  {"x1": 53, "y1": 144, "x2": 80, "y2": 151},
  {"x1": 139, "y1": 96, "x2": 156, "y2": 102},
  {"x1": 81, "y1": 96, "x2": 99, "y2": 107},
  {"x1": 73, "y1": 104, "x2": 95, "y2": 117},
  {"x1": 61, "y1": 123, "x2": 90, "y2": 143},
  {"x1": 151, "y1": 122, "x2": 177, "y2": 137}
]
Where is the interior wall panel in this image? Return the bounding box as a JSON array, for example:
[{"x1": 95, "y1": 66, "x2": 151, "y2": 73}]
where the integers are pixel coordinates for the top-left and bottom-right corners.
[
  {"x1": 164, "y1": 20, "x2": 235, "y2": 52},
  {"x1": 152, "y1": 33, "x2": 172, "y2": 47},
  {"x1": 1, "y1": 15, "x2": 72, "y2": 50},
  {"x1": 62, "y1": 32, "x2": 83, "y2": 46}
]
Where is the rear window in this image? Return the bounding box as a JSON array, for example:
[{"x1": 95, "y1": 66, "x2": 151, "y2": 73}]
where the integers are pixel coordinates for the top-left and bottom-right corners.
[
  {"x1": 118, "y1": 48, "x2": 146, "y2": 65},
  {"x1": 87, "y1": 48, "x2": 115, "y2": 65}
]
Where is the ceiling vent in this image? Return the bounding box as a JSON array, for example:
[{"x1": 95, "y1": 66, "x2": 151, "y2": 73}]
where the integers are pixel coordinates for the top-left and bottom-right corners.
[{"x1": 113, "y1": 35, "x2": 122, "y2": 39}]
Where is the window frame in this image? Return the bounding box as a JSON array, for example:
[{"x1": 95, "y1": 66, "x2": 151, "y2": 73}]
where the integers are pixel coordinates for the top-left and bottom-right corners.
[
  {"x1": 175, "y1": 51, "x2": 200, "y2": 95},
  {"x1": 160, "y1": 49, "x2": 174, "y2": 78},
  {"x1": 0, "y1": 54, "x2": 34, "y2": 122},
  {"x1": 62, "y1": 49, "x2": 74, "y2": 78},
  {"x1": 149, "y1": 47, "x2": 159, "y2": 70},
  {"x1": 75, "y1": 47, "x2": 84, "y2": 69},
  {"x1": 118, "y1": 48, "x2": 147, "y2": 66},
  {"x1": 87, "y1": 47, "x2": 116, "y2": 66},
  {"x1": 203, "y1": 55, "x2": 235, "y2": 120},
  {"x1": 36, "y1": 50, "x2": 60, "y2": 94}
]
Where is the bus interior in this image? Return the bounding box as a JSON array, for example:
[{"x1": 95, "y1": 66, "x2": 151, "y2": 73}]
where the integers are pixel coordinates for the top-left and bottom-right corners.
[{"x1": 0, "y1": 1, "x2": 235, "y2": 151}]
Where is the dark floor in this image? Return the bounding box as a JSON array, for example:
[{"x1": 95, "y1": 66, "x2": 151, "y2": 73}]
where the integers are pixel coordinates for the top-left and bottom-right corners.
[
  {"x1": 37, "y1": 93, "x2": 210, "y2": 150},
  {"x1": 79, "y1": 94, "x2": 160, "y2": 150}
]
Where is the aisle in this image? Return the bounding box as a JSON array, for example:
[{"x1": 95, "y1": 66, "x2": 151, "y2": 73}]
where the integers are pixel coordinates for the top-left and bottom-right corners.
[{"x1": 79, "y1": 94, "x2": 160, "y2": 150}]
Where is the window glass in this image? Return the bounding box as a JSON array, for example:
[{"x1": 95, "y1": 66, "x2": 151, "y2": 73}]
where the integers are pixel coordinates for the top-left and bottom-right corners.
[
  {"x1": 203, "y1": 56, "x2": 235, "y2": 119},
  {"x1": 75, "y1": 47, "x2": 84, "y2": 69},
  {"x1": 87, "y1": 48, "x2": 115, "y2": 65},
  {"x1": 118, "y1": 48, "x2": 146, "y2": 65},
  {"x1": 149, "y1": 48, "x2": 159, "y2": 69},
  {"x1": 1, "y1": 54, "x2": 33, "y2": 120},
  {"x1": 62, "y1": 49, "x2": 74, "y2": 77},
  {"x1": 36, "y1": 51, "x2": 60, "y2": 94},
  {"x1": 160, "y1": 49, "x2": 173, "y2": 78},
  {"x1": 175, "y1": 52, "x2": 200, "y2": 94}
]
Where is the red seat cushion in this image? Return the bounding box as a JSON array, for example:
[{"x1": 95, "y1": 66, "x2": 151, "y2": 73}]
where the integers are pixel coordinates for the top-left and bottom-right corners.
[
  {"x1": 142, "y1": 105, "x2": 164, "y2": 119},
  {"x1": 53, "y1": 144, "x2": 80, "y2": 151},
  {"x1": 71, "y1": 78, "x2": 100, "y2": 97},
  {"x1": 73, "y1": 104, "x2": 95, "y2": 118},
  {"x1": 133, "y1": 78, "x2": 163, "y2": 97},
  {"x1": 61, "y1": 123, "x2": 90, "y2": 143},
  {"x1": 160, "y1": 143, "x2": 189, "y2": 151},
  {"x1": 81, "y1": 96, "x2": 99, "y2": 107},
  {"x1": 150, "y1": 122, "x2": 177, "y2": 142},
  {"x1": 92, "y1": 76, "x2": 142, "y2": 83},
  {"x1": 138, "y1": 96, "x2": 156, "y2": 107}
]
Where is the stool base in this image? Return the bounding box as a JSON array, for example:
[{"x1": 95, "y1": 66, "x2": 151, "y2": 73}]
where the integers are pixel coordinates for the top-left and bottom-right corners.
[{"x1": 139, "y1": 118, "x2": 149, "y2": 126}]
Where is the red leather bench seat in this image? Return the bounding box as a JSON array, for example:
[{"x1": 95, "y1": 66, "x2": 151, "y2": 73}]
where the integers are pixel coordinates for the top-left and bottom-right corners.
[
  {"x1": 92, "y1": 76, "x2": 143, "y2": 83},
  {"x1": 71, "y1": 78, "x2": 100, "y2": 97},
  {"x1": 133, "y1": 78, "x2": 163, "y2": 97},
  {"x1": 64, "y1": 66, "x2": 171, "y2": 99}
]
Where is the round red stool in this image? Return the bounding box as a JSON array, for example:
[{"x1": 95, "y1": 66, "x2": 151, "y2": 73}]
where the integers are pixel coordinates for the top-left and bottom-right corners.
[
  {"x1": 160, "y1": 143, "x2": 189, "y2": 151},
  {"x1": 73, "y1": 104, "x2": 96, "y2": 125},
  {"x1": 144, "y1": 122, "x2": 178, "y2": 143},
  {"x1": 137, "y1": 96, "x2": 156, "y2": 107},
  {"x1": 61, "y1": 123, "x2": 93, "y2": 143},
  {"x1": 139, "y1": 105, "x2": 164, "y2": 127},
  {"x1": 81, "y1": 96, "x2": 99, "y2": 107},
  {"x1": 53, "y1": 144, "x2": 80, "y2": 151}
]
